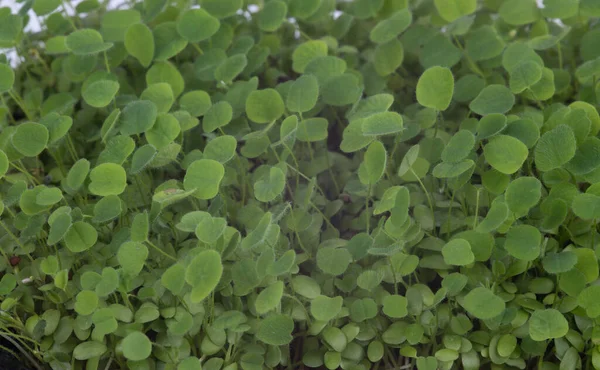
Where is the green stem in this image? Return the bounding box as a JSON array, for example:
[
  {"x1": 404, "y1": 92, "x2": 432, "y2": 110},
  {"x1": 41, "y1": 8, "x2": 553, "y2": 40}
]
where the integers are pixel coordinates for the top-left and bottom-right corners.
[
  {"x1": 412, "y1": 168, "x2": 436, "y2": 235},
  {"x1": 366, "y1": 184, "x2": 371, "y2": 234},
  {"x1": 146, "y1": 240, "x2": 177, "y2": 262},
  {"x1": 8, "y1": 91, "x2": 33, "y2": 121}
]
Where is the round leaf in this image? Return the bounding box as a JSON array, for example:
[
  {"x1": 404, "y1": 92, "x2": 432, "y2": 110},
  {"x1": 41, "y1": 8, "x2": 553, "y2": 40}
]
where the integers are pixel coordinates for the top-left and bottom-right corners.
[
  {"x1": 529, "y1": 309, "x2": 569, "y2": 341},
  {"x1": 416, "y1": 66, "x2": 454, "y2": 111},
  {"x1": 176, "y1": 9, "x2": 220, "y2": 42},
  {"x1": 461, "y1": 287, "x2": 505, "y2": 319},
  {"x1": 246, "y1": 89, "x2": 284, "y2": 124},
  {"x1": 12, "y1": 122, "x2": 49, "y2": 157},
  {"x1": 88, "y1": 163, "x2": 127, "y2": 196},
  {"x1": 184, "y1": 159, "x2": 225, "y2": 200},
  {"x1": 122, "y1": 331, "x2": 152, "y2": 361},
  {"x1": 483, "y1": 135, "x2": 529, "y2": 174}
]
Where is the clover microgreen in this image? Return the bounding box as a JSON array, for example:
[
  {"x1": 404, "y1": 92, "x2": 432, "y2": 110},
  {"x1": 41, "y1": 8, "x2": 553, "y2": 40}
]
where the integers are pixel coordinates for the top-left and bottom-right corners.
[{"x1": 2, "y1": 1, "x2": 600, "y2": 370}]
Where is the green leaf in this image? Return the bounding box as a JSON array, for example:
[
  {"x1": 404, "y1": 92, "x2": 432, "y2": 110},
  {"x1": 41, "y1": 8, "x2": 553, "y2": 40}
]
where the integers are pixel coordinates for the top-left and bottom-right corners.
[
  {"x1": 12, "y1": 122, "x2": 49, "y2": 157},
  {"x1": 200, "y1": 0, "x2": 242, "y2": 18},
  {"x1": 0, "y1": 63, "x2": 14, "y2": 93},
  {"x1": 256, "y1": 314, "x2": 293, "y2": 345},
  {"x1": 470, "y1": 85, "x2": 515, "y2": 116},
  {"x1": 287, "y1": 75, "x2": 319, "y2": 113},
  {"x1": 92, "y1": 195, "x2": 121, "y2": 223},
  {"x1": 184, "y1": 159, "x2": 225, "y2": 200},
  {"x1": 505, "y1": 177, "x2": 542, "y2": 216},
  {"x1": 321, "y1": 74, "x2": 362, "y2": 106},
  {"x1": 432, "y1": 159, "x2": 474, "y2": 178},
  {"x1": 292, "y1": 276, "x2": 321, "y2": 299},
  {"x1": 73, "y1": 341, "x2": 107, "y2": 360},
  {"x1": 420, "y1": 34, "x2": 462, "y2": 69},
  {"x1": 255, "y1": 281, "x2": 284, "y2": 314},
  {"x1": 204, "y1": 135, "x2": 237, "y2": 163},
  {"x1": 66, "y1": 159, "x2": 90, "y2": 190},
  {"x1": 176, "y1": 9, "x2": 220, "y2": 42},
  {"x1": 124, "y1": 23, "x2": 154, "y2": 67},
  {"x1": 195, "y1": 216, "x2": 226, "y2": 244},
  {"x1": 258, "y1": 1, "x2": 288, "y2": 32},
  {"x1": 117, "y1": 241, "x2": 148, "y2": 276},
  {"x1": 178, "y1": 357, "x2": 202, "y2": 370},
  {"x1": 36, "y1": 187, "x2": 62, "y2": 206},
  {"x1": 185, "y1": 250, "x2": 223, "y2": 302},
  {"x1": 369, "y1": 9, "x2": 412, "y2": 44},
  {"x1": 120, "y1": 100, "x2": 158, "y2": 136},
  {"x1": 246, "y1": 89, "x2": 284, "y2": 124},
  {"x1": 179, "y1": 90, "x2": 211, "y2": 117},
  {"x1": 82, "y1": 79, "x2": 119, "y2": 108},
  {"x1": 33, "y1": 0, "x2": 61, "y2": 15},
  {"x1": 461, "y1": 287, "x2": 505, "y2": 319},
  {"x1": 122, "y1": 332, "x2": 152, "y2": 361},
  {"x1": 416, "y1": 66, "x2": 454, "y2": 111},
  {"x1": 130, "y1": 144, "x2": 157, "y2": 175},
  {"x1": 543, "y1": 252, "x2": 578, "y2": 274},
  {"x1": 88, "y1": 163, "x2": 127, "y2": 196},
  {"x1": 130, "y1": 212, "x2": 149, "y2": 243},
  {"x1": 215, "y1": 54, "x2": 247, "y2": 84},
  {"x1": 382, "y1": 295, "x2": 408, "y2": 318},
  {"x1": 316, "y1": 247, "x2": 352, "y2": 276},
  {"x1": 48, "y1": 213, "x2": 72, "y2": 246},
  {"x1": 434, "y1": 0, "x2": 477, "y2": 22},
  {"x1": 535, "y1": 125, "x2": 577, "y2": 172},
  {"x1": 572, "y1": 193, "x2": 600, "y2": 220},
  {"x1": 297, "y1": 118, "x2": 328, "y2": 142},
  {"x1": 292, "y1": 40, "x2": 328, "y2": 73},
  {"x1": 290, "y1": 0, "x2": 323, "y2": 19},
  {"x1": 64, "y1": 221, "x2": 97, "y2": 252},
  {"x1": 542, "y1": 0, "x2": 578, "y2": 18},
  {"x1": 374, "y1": 39, "x2": 404, "y2": 76},
  {"x1": 162, "y1": 264, "x2": 186, "y2": 295},
  {"x1": 505, "y1": 225, "x2": 541, "y2": 261},
  {"x1": 578, "y1": 285, "x2": 600, "y2": 317},
  {"x1": 311, "y1": 295, "x2": 343, "y2": 321},
  {"x1": 141, "y1": 83, "x2": 174, "y2": 114},
  {"x1": 442, "y1": 130, "x2": 475, "y2": 163},
  {"x1": 565, "y1": 137, "x2": 600, "y2": 175},
  {"x1": 254, "y1": 166, "x2": 286, "y2": 202},
  {"x1": 101, "y1": 10, "x2": 141, "y2": 42},
  {"x1": 146, "y1": 113, "x2": 180, "y2": 149},
  {"x1": 75, "y1": 290, "x2": 99, "y2": 315},
  {"x1": 361, "y1": 112, "x2": 404, "y2": 136},
  {"x1": 466, "y1": 26, "x2": 505, "y2": 62},
  {"x1": 146, "y1": 62, "x2": 185, "y2": 97},
  {"x1": 359, "y1": 141, "x2": 387, "y2": 185},
  {"x1": 509, "y1": 61, "x2": 543, "y2": 94},
  {"x1": 66, "y1": 29, "x2": 112, "y2": 55},
  {"x1": 499, "y1": 0, "x2": 540, "y2": 26},
  {"x1": 483, "y1": 135, "x2": 529, "y2": 174},
  {"x1": 529, "y1": 309, "x2": 569, "y2": 341},
  {"x1": 442, "y1": 239, "x2": 474, "y2": 266},
  {"x1": 203, "y1": 101, "x2": 233, "y2": 133}
]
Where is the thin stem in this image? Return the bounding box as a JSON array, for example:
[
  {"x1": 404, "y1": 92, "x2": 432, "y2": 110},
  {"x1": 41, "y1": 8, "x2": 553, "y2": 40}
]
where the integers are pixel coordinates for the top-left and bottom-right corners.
[
  {"x1": 8, "y1": 91, "x2": 33, "y2": 121},
  {"x1": 103, "y1": 51, "x2": 111, "y2": 72},
  {"x1": 324, "y1": 150, "x2": 341, "y2": 195},
  {"x1": 10, "y1": 162, "x2": 40, "y2": 185},
  {"x1": 191, "y1": 43, "x2": 204, "y2": 55},
  {"x1": 146, "y1": 240, "x2": 177, "y2": 261},
  {"x1": 0, "y1": 333, "x2": 43, "y2": 370},
  {"x1": 473, "y1": 187, "x2": 481, "y2": 229},
  {"x1": 0, "y1": 220, "x2": 34, "y2": 262},
  {"x1": 1, "y1": 95, "x2": 15, "y2": 123},
  {"x1": 411, "y1": 169, "x2": 436, "y2": 235},
  {"x1": 366, "y1": 184, "x2": 371, "y2": 234}
]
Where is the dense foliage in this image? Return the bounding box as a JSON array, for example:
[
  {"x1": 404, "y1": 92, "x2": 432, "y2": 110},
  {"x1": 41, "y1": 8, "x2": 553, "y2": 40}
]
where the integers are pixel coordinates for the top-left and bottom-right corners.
[{"x1": 3, "y1": 0, "x2": 600, "y2": 369}]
